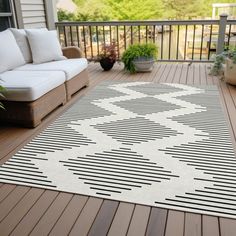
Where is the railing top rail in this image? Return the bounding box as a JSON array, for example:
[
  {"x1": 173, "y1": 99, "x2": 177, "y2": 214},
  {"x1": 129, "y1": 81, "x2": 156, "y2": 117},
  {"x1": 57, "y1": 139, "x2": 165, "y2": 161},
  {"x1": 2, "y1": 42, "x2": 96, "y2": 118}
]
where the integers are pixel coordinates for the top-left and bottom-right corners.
[
  {"x1": 55, "y1": 19, "x2": 220, "y2": 27},
  {"x1": 227, "y1": 19, "x2": 236, "y2": 24}
]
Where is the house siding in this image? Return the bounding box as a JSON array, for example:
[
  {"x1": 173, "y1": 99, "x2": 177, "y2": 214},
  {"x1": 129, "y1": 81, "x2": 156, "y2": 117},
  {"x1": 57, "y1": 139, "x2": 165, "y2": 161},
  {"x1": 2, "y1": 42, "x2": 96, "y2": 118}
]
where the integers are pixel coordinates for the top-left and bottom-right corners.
[{"x1": 20, "y1": 0, "x2": 47, "y2": 28}]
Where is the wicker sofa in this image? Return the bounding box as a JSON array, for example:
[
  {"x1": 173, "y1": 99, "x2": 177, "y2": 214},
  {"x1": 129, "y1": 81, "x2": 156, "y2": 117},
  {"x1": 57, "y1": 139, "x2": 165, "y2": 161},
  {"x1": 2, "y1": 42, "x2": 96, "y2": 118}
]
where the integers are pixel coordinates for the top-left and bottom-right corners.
[{"x1": 0, "y1": 46, "x2": 89, "y2": 128}]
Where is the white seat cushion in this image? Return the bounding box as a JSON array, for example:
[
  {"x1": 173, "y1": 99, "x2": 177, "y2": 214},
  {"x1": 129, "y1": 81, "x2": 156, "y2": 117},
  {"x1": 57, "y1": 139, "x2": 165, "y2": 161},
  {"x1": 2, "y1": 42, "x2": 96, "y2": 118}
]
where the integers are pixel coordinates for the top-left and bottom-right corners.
[
  {"x1": 0, "y1": 71, "x2": 66, "y2": 102},
  {"x1": 14, "y1": 58, "x2": 88, "y2": 81}
]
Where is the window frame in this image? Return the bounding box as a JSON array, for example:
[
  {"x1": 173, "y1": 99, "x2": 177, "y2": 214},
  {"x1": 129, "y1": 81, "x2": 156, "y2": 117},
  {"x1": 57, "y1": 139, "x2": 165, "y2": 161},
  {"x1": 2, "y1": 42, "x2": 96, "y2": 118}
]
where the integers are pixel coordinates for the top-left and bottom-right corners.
[{"x1": 0, "y1": 0, "x2": 15, "y2": 30}]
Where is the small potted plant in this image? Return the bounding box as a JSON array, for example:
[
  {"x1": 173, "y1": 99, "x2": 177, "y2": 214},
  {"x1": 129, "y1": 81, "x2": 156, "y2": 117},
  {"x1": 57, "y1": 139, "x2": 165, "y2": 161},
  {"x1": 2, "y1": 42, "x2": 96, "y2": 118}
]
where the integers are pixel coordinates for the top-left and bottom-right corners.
[
  {"x1": 121, "y1": 43, "x2": 158, "y2": 73},
  {"x1": 211, "y1": 47, "x2": 236, "y2": 85},
  {"x1": 0, "y1": 80, "x2": 5, "y2": 110},
  {"x1": 98, "y1": 41, "x2": 117, "y2": 71}
]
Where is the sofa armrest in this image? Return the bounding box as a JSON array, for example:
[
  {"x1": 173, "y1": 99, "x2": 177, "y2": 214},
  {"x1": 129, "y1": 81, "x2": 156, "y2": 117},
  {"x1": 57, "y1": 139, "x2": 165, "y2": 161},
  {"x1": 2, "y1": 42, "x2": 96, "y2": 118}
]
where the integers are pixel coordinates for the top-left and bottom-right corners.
[{"x1": 62, "y1": 46, "x2": 84, "y2": 59}]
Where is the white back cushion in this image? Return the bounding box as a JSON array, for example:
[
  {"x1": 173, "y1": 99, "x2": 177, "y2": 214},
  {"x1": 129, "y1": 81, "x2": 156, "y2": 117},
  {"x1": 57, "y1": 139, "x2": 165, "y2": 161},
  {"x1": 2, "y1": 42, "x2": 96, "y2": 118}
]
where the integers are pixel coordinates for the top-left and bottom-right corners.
[
  {"x1": 0, "y1": 29, "x2": 25, "y2": 73},
  {"x1": 10, "y1": 28, "x2": 32, "y2": 63},
  {"x1": 9, "y1": 28, "x2": 48, "y2": 63},
  {"x1": 26, "y1": 30, "x2": 66, "y2": 64}
]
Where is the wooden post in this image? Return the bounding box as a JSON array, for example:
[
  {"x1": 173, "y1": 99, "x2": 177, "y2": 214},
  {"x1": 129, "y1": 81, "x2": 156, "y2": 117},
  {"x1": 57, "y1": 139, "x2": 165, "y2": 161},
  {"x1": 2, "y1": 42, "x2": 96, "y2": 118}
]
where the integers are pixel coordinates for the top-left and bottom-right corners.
[
  {"x1": 216, "y1": 13, "x2": 228, "y2": 54},
  {"x1": 44, "y1": 0, "x2": 57, "y2": 30},
  {"x1": 212, "y1": 6, "x2": 216, "y2": 19}
]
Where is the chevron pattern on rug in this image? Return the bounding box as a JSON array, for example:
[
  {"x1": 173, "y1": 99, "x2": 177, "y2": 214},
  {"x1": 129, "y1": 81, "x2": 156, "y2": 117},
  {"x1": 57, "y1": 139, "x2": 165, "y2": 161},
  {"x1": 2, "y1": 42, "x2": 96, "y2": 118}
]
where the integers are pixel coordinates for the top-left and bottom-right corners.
[{"x1": 0, "y1": 81, "x2": 236, "y2": 219}]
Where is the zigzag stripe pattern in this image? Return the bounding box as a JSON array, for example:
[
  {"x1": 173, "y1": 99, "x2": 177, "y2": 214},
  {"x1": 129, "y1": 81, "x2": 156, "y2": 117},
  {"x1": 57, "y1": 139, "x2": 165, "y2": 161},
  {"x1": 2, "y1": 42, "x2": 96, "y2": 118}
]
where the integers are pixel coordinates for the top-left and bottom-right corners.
[{"x1": 0, "y1": 81, "x2": 236, "y2": 219}]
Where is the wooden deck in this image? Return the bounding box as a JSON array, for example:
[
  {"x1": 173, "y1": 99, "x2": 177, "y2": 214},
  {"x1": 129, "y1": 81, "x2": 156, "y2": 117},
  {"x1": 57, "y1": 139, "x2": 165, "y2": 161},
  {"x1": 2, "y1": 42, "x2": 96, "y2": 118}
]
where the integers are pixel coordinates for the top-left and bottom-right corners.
[{"x1": 0, "y1": 62, "x2": 236, "y2": 236}]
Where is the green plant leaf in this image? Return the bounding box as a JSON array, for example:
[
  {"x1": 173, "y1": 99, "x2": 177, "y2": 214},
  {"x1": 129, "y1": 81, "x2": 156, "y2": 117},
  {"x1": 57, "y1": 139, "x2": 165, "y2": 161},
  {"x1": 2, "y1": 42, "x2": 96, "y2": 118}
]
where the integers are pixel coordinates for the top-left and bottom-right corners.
[
  {"x1": 210, "y1": 46, "x2": 236, "y2": 76},
  {"x1": 0, "y1": 102, "x2": 5, "y2": 110},
  {"x1": 0, "y1": 80, "x2": 6, "y2": 110}
]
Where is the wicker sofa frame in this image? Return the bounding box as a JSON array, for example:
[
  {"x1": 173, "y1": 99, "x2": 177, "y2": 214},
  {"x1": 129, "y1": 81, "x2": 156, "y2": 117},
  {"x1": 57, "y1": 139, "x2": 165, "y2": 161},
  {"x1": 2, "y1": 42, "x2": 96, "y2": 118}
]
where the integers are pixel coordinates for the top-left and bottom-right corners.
[{"x1": 0, "y1": 47, "x2": 89, "y2": 128}]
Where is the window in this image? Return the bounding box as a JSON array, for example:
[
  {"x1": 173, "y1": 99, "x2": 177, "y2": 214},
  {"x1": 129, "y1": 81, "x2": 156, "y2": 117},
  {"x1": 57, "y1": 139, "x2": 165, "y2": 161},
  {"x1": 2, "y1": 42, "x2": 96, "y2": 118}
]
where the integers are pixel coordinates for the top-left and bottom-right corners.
[{"x1": 0, "y1": 0, "x2": 14, "y2": 31}]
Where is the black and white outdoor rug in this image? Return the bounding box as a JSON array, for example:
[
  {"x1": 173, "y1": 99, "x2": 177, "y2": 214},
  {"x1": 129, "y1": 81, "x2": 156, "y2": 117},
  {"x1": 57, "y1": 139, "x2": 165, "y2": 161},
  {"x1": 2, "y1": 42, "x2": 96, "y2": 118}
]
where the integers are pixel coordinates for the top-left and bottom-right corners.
[{"x1": 1, "y1": 81, "x2": 236, "y2": 218}]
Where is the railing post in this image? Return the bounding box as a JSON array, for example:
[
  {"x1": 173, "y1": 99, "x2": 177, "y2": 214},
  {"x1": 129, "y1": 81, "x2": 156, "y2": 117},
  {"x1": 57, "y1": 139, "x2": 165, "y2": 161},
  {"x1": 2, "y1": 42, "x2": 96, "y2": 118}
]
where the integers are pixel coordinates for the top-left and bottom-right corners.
[{"x1": 216, "y1": 13, "x2": 228, "y2": 54}]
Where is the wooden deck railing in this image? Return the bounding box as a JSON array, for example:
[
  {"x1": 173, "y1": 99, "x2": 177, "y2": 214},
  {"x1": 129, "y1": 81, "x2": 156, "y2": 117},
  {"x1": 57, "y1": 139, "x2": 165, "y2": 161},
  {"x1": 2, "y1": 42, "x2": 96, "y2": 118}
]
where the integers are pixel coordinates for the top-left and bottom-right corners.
[{"x1": 56, "y1": 15, "x2": 236, "y2": 62}]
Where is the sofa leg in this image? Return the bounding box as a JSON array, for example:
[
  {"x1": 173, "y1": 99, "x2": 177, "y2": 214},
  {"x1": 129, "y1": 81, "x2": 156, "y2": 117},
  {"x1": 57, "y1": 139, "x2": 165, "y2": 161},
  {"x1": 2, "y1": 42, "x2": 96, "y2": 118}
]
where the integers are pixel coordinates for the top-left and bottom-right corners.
[
  {"x1": 62, "y1": 99, "x2": 67, "y2": 106},
  {"x1": 29, "y1": 118, "x2": 42, "y2": 128},
  {"x1": 67, "y1": 94, "x2": 72, "y2": 101}
]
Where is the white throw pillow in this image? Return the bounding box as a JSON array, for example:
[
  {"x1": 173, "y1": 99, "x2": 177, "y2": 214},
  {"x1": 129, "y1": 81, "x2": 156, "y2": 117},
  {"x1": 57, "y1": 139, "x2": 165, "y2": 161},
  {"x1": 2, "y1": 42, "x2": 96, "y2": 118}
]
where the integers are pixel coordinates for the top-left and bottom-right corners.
[
  {"x1": 26, "y1": 30, "x2": 66, "y2": 64},
  {"x1": 9, "y1": 28, "x2": 48, "y2": 63},
  {"x1": 10, "y1": 28, "x2": 33, "y2": 63},
  {"x1": 0, "y1": 29, "x2": 25, "y2": 73}
]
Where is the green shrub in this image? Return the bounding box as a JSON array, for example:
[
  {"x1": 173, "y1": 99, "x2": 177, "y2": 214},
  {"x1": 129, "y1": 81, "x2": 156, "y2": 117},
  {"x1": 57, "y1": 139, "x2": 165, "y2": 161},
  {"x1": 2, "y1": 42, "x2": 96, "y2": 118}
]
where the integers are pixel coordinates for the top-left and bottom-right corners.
[
  {"x1": 121, "y1": 43, "x2": 158, "y2": 73},
  {"x1": 210, "y1": 47, "x2": 236, "y2": 76}
]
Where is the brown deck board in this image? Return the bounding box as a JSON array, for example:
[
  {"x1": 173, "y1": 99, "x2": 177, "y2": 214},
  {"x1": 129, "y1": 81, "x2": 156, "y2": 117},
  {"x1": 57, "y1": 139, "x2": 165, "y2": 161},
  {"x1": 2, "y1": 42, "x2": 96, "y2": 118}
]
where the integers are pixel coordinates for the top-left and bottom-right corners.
[
  {"x1": 11, "y1": 190, "x2": 58, "y2": 236},
  {"x1": 145, "y1": 208, "x2": 167, "y2": 236},
  {"x1": 179, "y1": 64, "x2": 188, "y2": 84},
  {"x1": 219, "y1": 83, "x2": 236, "y2": 141},
  {"x1": 220, "y1": 218, "x2": 236, "y2": 236},
  {"x1": 0, "y1": 184, "x2": 16, "y2": 202},
  {"x1": 0, "y1": 63, "x2": 235, "y2": 236},
  {"x1": 166, "y1": 64, "x2": 178, "y2": 83},
  {"x1": 88, "y1": 200, "x2": 119, "y2": 236},
  {"x1": 202, "y1": 215, "x2": 220, "y2": 236},
  {"x1": 0, "y1": 188, "x2": 43, "y2": 236},
  {"x1": 228, "y1": 85, "x2": 236, "y2": 107},
  {"x1": 155, "y1": 64, "x2": 166, "y2": 82},
  {"x1": 173, "y1": 64, "x2": 183, "y2": 83},
  {"x1": 0, "y1": 186, "x2": 30, "y2": 222},
  {"x1": 184, "y1": 213, "x2": 201, "y2": 236},
  {"x1": 29, "y1": 192, "x2": 73, "y2": 236},
  {"x1": 149, "y1": 63, "x2": 161, "y2": 82},
  {"x1": 69, "y1": 197, "x2": 103, "y2": 236},
  {"x1": 200, "y1": 63, "x2": 207, "y2": 85},
  {"x1": 159, "y1": 64, "x2": 172, "y2": 83},
  {"x1": 127, "y1": 205, "x2": 151, "y2": 236},
  {"x1": 108, "y1": 202, "x2": 134, "y2": 236},
  {"x1": 165, "y1": 210, "x2": 184, "y2": 236},
  {"x1": 194, "y1": 63, "x2": 200, "y2": 85},
  {"x1": 187, "y1": 63, "x2": 194, "y2": 84},
  {"x1": 49, "y1": 195, "x2": 88, "y2": 236}
]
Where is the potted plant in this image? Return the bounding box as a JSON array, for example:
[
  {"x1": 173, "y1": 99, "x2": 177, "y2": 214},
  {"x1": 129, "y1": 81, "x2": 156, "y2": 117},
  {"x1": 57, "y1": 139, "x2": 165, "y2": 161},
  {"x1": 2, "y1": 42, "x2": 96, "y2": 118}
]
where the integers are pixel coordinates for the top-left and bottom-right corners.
[
  {"x1": 210, "y1": 47, "x2": 236, "y2": 85},
  {"x1": 0, "y1": 80, "x2": 5, "y2": 110},
  {"x1": 121, "y1": 43, "x2": 158, "y2": 73},
  {"x1": 98, "y1": 41, "x2": 117, "y2": 71}
]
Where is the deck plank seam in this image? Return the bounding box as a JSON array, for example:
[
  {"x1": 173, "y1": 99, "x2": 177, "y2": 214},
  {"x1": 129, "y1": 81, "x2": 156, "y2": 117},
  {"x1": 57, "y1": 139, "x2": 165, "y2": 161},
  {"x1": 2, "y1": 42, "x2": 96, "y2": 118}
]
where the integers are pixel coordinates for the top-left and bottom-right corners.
[
  {"x1": 0, "y1": 186, "x2": 31, "y2": 223},
  {"x1": 66, "y1": 196, "x2": 90, "y2": 235},
  {"x1": 8, "y1": 188, "x2": 47, "y2": 235},
  {"x1": 27, "y1": 191, "x2": 61, "y2": 235}
]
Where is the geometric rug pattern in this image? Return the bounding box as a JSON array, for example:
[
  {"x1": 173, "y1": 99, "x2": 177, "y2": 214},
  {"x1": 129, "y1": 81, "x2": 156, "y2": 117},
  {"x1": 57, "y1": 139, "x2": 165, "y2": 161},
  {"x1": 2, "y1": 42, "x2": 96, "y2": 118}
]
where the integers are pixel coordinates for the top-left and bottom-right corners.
[{"x1": 0, "y1": 81, "x2": 236, "y2": 219}]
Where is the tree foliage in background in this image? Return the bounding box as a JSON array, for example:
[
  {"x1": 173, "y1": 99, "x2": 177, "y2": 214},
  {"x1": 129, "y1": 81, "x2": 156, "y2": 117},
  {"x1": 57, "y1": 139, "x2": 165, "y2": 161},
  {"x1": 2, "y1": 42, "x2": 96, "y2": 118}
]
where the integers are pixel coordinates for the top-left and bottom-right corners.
[
  {"x1": 57, "y1": 9, "x2": 76, "y2": 21},
  {"x1": 75, "y1": 0, "x2": 112, "y2": 21},
  {"x1": 162, "y1": 0, "x2": 205, "y2": 19},
  {"x1": 57, "y1": 0, "x2": 236, "y2": 22},
  {"x1": 105, "y1": 0, "x2": 164, "y2": 20}
]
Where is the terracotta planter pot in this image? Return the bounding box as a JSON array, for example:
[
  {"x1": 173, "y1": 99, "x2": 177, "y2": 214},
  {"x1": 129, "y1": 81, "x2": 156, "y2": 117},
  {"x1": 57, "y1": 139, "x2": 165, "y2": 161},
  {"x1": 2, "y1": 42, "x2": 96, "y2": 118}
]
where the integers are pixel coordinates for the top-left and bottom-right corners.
[
  {"x1": 100, "y1": 58, "x2": 115, "y2": 71},
  {"x1": 225, "y1": 58, "x2": 236, "y2": 85}
]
